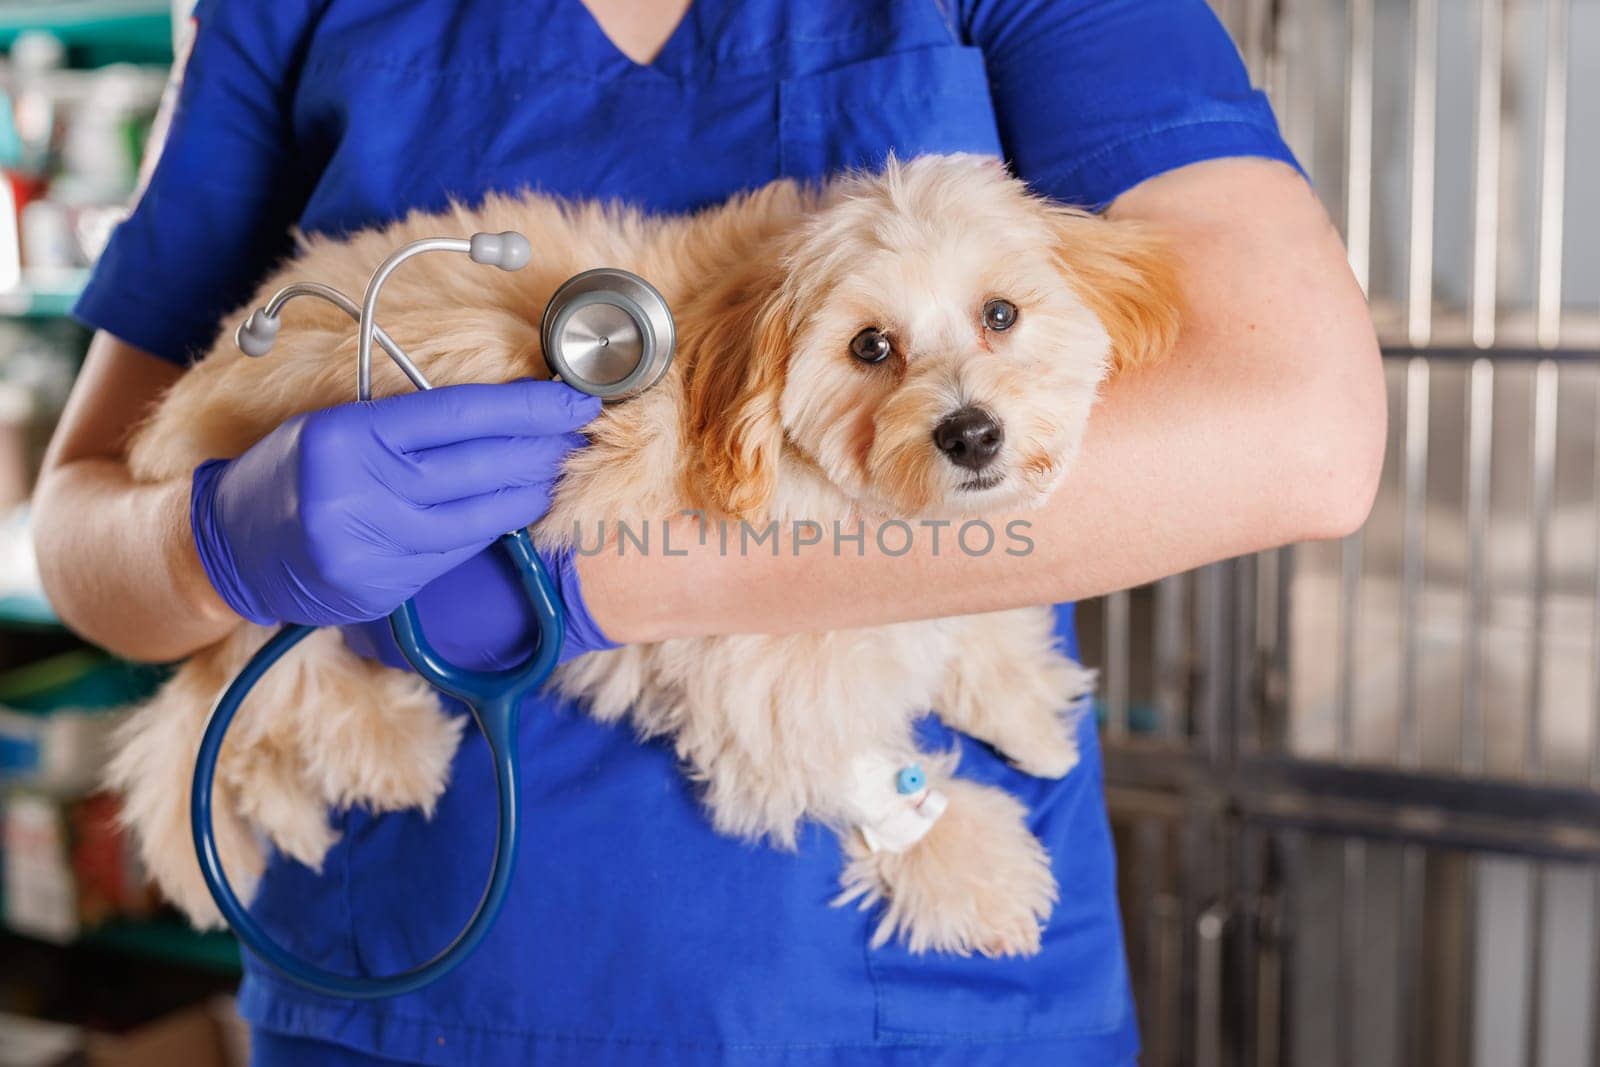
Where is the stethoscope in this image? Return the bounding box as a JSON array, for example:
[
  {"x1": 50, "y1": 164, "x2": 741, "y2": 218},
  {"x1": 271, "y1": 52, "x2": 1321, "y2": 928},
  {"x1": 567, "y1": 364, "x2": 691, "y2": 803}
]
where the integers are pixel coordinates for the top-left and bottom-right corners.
[{"x1": 192, "y1": 232, "x2": 674, "y2": 999}]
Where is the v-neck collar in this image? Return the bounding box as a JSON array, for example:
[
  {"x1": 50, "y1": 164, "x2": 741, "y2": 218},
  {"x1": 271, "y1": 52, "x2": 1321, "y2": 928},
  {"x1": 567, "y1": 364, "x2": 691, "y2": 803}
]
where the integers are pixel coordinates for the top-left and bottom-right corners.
[{"x1": 568, "y1": 0, "x2": 699, "y2": 79}]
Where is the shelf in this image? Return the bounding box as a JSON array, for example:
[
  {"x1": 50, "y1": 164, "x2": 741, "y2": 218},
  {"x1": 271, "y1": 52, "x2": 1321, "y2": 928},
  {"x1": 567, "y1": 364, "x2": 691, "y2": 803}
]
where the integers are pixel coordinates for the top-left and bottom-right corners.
[
  {"x1": 0, "y1": 2, "x2": 173, "y2": 65},
  {"x1": 0, "y1": 593, "x2": 62, "y2": 630},
  {"x1": 7, "y1": 916, "x2": 242, "y2": 974},
  {"x1": 0, "y1": 271, "x2": 88, "y2": 321},
  {"x1": 79, "y1": 917, "x2": 241, "y2": 974},
  {"x1": 0, "y1": 649, "x2": 168, "y2": 710}
]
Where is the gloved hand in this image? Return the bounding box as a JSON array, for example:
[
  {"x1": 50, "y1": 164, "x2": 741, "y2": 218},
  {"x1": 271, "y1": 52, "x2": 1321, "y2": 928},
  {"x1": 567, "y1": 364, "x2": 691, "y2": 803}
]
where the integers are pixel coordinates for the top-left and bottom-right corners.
[
  {"x1": 191, "y1": 380, "x2": 600, "y2": 628},
  {"x1": 339, "y1": 537, "x2": 617, "y2": 671}
]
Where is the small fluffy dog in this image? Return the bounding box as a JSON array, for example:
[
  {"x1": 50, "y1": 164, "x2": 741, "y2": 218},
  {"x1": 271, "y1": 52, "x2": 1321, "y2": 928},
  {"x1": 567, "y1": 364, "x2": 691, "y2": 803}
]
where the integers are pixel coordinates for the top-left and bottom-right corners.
[{"x1": 110, "y1": 154, "x2": 1178, "y2": 957}]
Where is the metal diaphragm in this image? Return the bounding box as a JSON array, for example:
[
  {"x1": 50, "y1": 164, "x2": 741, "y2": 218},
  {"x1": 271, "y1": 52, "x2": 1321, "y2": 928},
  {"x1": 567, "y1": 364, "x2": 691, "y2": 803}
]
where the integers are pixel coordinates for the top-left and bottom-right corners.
[{"x1": 540, "y1": 268, "x2": 675, "y2": 401}]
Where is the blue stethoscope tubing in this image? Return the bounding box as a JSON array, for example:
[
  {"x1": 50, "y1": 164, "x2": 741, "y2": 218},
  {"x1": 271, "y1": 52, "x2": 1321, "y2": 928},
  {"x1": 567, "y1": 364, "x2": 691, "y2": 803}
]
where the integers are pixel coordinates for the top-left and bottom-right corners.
[
  {"x1": 189, "y1": 232, "x2": 597, "y2": 999},
  {"x1": 191, "y1": 530, "x2": 563, "y2": 999}
]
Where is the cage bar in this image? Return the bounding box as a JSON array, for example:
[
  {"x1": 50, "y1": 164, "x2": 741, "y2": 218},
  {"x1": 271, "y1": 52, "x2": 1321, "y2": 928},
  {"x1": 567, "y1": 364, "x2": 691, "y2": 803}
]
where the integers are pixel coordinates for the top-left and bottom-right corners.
[
  {"x1": 1471, "y1": 0, "x2": 1503, "y2": 349},
  {"x1": 1154, "y1": 573, "x2": 1189, "y2": 740},
  {"x1": 1590, "y1": 379, "x2": 1600, "y2": 793},
  {"x1": 1527, "y1": 359, "x2": 1558, "y2": 778},
  {"x1": 1344, "y1": 0, "x2": 1375, "y2": 293},
  {"x1": 1407, "y1": 0, "x2": 1437, "y2": 347},
  {"x1": 1527, "y1": 863, "x2": 1546, "y2": 1067},
  {"x1": 1590, "y1": 870, "x2": 1600, "y2": 1067},
  {"x1": 1106, "y1": 589, "x2": 1131, "y2": 740},
  {"x1": 1462, "y1": 859, "x2": 1481, "y2": 1067},
  {"x1": 1397, "y1": 844, "x2": 1425, "y2": 1066},
  {"x1": 1337, "y1": 839, "x2": 1367, "y2": 1067},
  {"x1": 1401, "y1": 358, "x2": 1430, "y2": 768},
  {"x1": 1535, "y1": 0, "x2": 1568, "y2": 349},
  {"x1": 1338, "y1": 534, "x2": 1362, "y2": 763},
  {"x1": 1463, "y1": 359, "x2": 1495, "y2": 773}
]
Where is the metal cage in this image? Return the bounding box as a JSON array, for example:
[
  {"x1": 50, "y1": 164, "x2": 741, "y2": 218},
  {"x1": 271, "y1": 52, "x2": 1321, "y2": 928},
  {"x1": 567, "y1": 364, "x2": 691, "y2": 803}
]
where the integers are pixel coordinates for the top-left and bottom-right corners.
[{"x1": 1085, "y1": 1, "x2": 1600, "y2": 1064}]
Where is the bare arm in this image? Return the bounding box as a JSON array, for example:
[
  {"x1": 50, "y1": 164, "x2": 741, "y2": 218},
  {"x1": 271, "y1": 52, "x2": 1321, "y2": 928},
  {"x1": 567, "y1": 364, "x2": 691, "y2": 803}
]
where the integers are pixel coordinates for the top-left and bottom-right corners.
[
  {"x1": 580, "y1": 158, "x2": 1387, "y2": 641},
  {"x1": 35, "y1": 158, "x2": 1381, "y2": 661},
  {"x1": 33, "y1": 333, "x2": 236, "y2": 661}
]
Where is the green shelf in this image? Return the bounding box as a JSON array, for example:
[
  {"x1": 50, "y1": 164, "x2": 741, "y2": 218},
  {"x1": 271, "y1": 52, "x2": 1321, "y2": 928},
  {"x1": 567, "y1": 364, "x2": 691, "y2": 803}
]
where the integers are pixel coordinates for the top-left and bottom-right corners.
[
  {"x1": 0, "y1": 274, "x2": 87, "y2": 320},
  {"x1": 0, "y1": 1, "x2": 173, "y2": 66},
  {"x1": 79, "y1": 917, "x2": 241, "y2": 974},
  {"x1": 0, "y1": 592, "x2": 62, "y2": 630},
  {"x1": 6, "y1": 916, "x2": 243, "y2": 974},
  {"x1": 0, "y1": 648, "x2": 168, "y2": 710}
]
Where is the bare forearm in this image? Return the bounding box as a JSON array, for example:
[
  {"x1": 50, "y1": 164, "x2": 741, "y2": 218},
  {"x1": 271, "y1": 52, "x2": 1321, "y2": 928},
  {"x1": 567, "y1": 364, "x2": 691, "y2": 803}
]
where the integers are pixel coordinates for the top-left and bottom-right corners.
[
  {"x1": 33, "y1": 335, "x2": 237, "y2": 661},
  {"x1": 581, "y1": 159, "x2": 1385, "y2": 642},
  {"x1": 583, "y1": 349, "x2": 1369, "y2": 640},
  {"x1": 34, "y1": 464, "x2": 234, "y2": 660}
]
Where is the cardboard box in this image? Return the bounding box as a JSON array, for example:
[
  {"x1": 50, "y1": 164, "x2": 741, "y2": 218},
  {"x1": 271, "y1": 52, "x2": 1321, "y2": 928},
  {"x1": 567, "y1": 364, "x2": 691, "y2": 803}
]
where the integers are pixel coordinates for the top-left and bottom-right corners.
[
  {"x1": 0, "y1": 1000, "x2": 239, "y2": 1067},
  {"x1": 85, "y1": 1003, "x2": 230, "y2": 1067}
]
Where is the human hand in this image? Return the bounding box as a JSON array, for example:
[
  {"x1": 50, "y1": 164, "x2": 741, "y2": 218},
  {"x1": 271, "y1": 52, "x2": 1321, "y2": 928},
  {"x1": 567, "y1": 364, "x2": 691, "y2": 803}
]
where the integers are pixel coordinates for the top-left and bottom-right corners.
[
  {"x1": 190, "y1": 380, "x2": 599, "y2": 627},
  {"x1": 339, "y1": 538, "x2": 617, "y2": 672}
]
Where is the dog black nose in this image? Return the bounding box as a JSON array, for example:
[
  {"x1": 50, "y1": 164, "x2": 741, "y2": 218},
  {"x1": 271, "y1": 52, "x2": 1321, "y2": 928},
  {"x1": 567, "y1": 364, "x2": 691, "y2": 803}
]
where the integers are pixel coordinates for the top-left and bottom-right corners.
[{"x1": 933, "y1": 407, "x2": 1003, "y2": 471}]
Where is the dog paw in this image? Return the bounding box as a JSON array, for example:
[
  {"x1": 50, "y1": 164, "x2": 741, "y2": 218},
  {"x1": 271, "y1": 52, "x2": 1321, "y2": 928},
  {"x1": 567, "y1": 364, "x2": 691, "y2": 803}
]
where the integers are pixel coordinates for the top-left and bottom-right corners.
[
  {"x1": 158, "y1": 779, "x2": 267, "y2": 929},
  {"x1": 837, "y1": 778, "x2": 1056, "y2": 958},
  {"x1": 942, "y1": 646, "x2": 1090, "y2": 781},
  {"x1": 1007, "y1": 728, "x2": 1079, "y2": 780},
  {"x1": 225, "y1": 741, "x2": 342, "y2": 871},
  {"x1": 304, "y1": 667, "x2": 466, "y2": 817}
]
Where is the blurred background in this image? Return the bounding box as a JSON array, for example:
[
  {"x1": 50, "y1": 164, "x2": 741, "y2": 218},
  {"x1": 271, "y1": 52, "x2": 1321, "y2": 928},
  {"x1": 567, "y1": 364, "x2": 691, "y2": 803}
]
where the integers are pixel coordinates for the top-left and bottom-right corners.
[
  {"x1": 0, "y1": 3, "x2": 244, "y2": 1067},
  {"x1": 1088, "y1": 1, "x2": 1600, "y2": 1066},
  {"x1": 0, "y1": 0, "x2": 1593, "y2": 1065}
]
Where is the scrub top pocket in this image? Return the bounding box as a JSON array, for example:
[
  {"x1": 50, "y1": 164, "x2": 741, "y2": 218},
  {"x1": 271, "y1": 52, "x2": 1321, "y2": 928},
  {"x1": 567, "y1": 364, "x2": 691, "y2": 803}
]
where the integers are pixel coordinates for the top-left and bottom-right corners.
[
  {"x1": 863, "y1": 713, "x2": 1137, "y2": 1047},
  {"x1": 778, "y1": 45, "x2": 1004, "y2": 178}
]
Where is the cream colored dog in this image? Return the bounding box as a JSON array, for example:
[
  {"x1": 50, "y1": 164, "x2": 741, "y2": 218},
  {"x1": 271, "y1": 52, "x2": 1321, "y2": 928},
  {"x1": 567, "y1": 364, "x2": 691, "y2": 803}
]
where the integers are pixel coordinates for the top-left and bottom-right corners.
[{"x1": 109, "y1": 154, "x2": 1178, "y2": 957}]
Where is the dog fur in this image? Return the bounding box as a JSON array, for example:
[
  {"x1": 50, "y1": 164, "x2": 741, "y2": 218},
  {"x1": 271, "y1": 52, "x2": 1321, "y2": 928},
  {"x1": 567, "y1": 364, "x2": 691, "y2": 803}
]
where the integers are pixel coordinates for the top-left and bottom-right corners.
[{"x1": 108, "y1": 154, "x2": 1179, "y2": 957}]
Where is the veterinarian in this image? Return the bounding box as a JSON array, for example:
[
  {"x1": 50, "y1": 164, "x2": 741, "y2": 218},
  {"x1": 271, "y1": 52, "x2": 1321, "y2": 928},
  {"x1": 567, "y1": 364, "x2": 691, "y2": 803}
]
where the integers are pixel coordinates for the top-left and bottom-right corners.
[{"x1": 33, "y1": 1, "x2": 1383, "y2": 1064}]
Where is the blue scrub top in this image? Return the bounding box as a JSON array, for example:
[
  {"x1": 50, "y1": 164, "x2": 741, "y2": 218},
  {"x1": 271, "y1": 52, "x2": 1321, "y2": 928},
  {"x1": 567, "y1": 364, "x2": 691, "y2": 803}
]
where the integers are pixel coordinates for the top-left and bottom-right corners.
[{"x1": 77, "y1": 2, "x2": 1297, "y2": 1064}]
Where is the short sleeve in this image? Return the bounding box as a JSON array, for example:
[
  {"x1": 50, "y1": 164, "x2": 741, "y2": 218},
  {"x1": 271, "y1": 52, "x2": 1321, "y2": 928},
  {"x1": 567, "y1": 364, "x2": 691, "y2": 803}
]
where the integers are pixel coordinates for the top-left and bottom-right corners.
[
  {"x1": 964, "y1": 0, "x2": 1302, "y2": 209},
  {"x1": 72, "y1": 0, "x2": 321, "y2": 364}
]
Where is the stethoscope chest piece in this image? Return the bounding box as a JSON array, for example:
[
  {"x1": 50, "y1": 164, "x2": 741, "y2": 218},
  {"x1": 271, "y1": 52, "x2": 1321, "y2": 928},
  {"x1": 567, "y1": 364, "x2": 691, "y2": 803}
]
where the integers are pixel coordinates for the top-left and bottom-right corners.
[{"x1": 541, "y1": 268, "x2": 675, "y2": 400}]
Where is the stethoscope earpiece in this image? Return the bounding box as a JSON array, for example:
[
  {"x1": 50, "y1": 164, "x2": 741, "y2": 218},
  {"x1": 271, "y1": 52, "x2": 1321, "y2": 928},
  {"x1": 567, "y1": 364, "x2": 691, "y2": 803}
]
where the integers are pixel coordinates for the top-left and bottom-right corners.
[
  {"x1": 468, "y1": 230, "x2": 532, "y2": 271},
  {"x1": 236, "y1": 308, "x2": 281, "y2": 357},
  {"x1": 235, "y1": 232, "x2": 672, "y2": 403}
]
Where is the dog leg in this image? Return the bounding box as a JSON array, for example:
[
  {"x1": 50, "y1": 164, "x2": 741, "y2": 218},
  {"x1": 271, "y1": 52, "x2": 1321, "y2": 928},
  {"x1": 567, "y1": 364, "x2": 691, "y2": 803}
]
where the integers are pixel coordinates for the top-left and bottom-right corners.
[
  {"x1": 283, "y1": 638, "x2": 466, "y2": 820},
  {"x1": 835, "y1": 773, "x2": 1056, "y2": 958},
  {"x1": 106, "y1": 642, "x2": 269, "y2": 928},
  {"x1": 110, "y1": 626, "x2": 464, "y2": 931},
  {"x1": 935, "y1": 607, "x2": 1092, "y2": 779}
]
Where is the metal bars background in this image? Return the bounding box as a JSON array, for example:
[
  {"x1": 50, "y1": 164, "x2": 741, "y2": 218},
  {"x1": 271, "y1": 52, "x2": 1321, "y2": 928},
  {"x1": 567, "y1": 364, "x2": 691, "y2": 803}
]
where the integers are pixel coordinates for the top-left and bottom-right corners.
[{"x1": 1087, "y1": 0, "x2": 1600, "y2": 1063}]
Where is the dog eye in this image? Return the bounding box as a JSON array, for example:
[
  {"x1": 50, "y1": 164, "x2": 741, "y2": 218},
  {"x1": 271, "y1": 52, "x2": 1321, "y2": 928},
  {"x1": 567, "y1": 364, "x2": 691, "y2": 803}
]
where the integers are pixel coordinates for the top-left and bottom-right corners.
[
  {"x1": 849, "y1": 327, "x2": 893, "y2": 364},
  {"x1": 982, "y1": 299, "x2": 1019, "y2": 332}
]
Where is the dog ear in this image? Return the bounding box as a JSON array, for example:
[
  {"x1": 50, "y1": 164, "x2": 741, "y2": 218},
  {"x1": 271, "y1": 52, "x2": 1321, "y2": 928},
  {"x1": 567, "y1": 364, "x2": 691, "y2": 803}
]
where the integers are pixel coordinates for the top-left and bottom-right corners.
[
  {"x1": 1047, "y1": 207, "x2": 1182, "y2": 376},
  {"x1": 681, "y1": 266, "x2": 795, "y2": 519}
]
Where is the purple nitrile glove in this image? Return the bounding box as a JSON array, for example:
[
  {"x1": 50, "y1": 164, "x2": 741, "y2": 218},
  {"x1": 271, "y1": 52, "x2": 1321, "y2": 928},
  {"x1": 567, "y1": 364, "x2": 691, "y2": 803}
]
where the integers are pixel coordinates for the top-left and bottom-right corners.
[
  {"x1": 190, "y1": 380, "x2": 600, "y2": 628},
  {"x1": 339, "y1": 537, "x2": 617, "y2": 672}
]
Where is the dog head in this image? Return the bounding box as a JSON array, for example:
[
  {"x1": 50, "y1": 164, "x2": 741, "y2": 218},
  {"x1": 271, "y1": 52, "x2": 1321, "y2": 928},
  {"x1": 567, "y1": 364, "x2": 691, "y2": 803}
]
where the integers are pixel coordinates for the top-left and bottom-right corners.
[{"x1": 684, "y1": 154, "x2": 1180, "y2": 518}]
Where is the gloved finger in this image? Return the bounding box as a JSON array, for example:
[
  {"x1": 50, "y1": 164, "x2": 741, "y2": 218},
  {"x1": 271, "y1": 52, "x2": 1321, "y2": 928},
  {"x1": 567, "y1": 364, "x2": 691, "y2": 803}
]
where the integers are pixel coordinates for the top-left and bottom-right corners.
[
  {"x1": 371, "y1": 381, "x2": 602, "y2": 450},
  {"x1": 340, "y1": 543, "x2": 542, "y2": 671},
  {"x1": 339, "y1": 619, "x2": 409, "y2": 670},
  {"x1": 388, "y1": 433, "x2": 586, "y2": 505},
  {"x1": 396, "y1": 484, "x2": 558, "y2": 553},
  {"x1": 417, "y1": 539, "x2": 491, "y2": 576}
]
